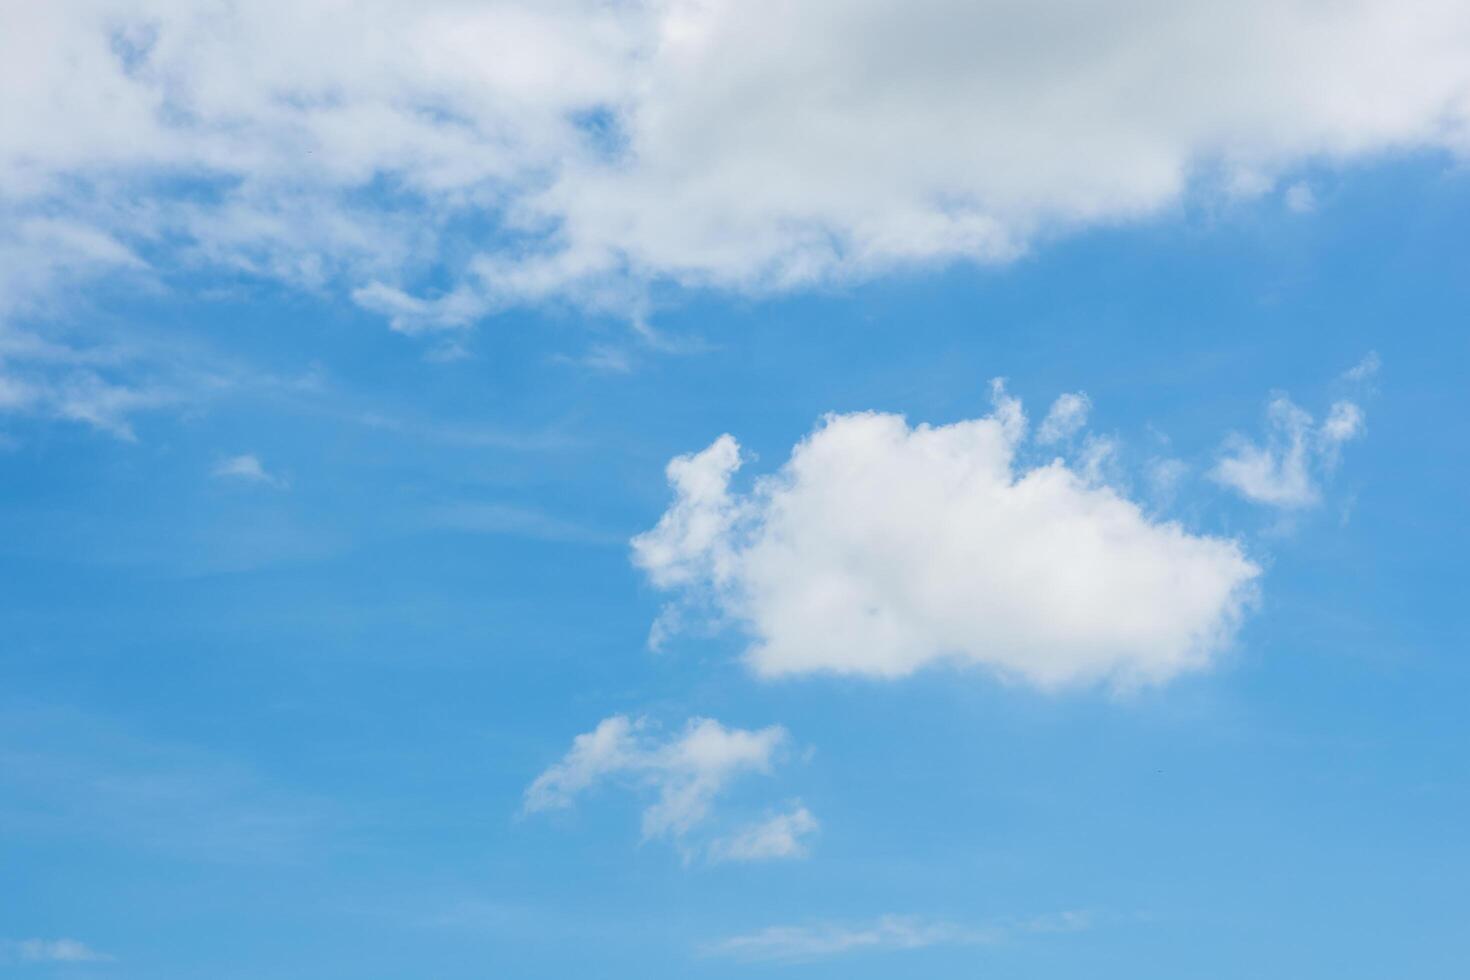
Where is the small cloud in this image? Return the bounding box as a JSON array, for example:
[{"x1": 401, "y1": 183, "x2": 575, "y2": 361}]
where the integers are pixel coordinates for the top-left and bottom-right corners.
[
  {"x1": 581, "y1": 345, "x2": 635, "y2": 373},
  {"x1": 1211, "y1": 393, "x2": 1365, "y2": 509},
  {"x1": 1284, "y1": 181, "x2": 1317, "y2": 213},
  {"x1": 1342, "y1": 351, "x2": 1380, "y2": 383},
  {"x1": 1224, "y1": 166, "x2": 1273, "y2": 199},
  {"x1": 708, "y1": 804, "x2": 818, "y2": 863},
  {"x1": 647, "y1": 603, "x2": 683, "y2": 653},
  {"x1": 524, "y1": 715, "x2": 805, "y2": 861},
  {"x1": 423, "y1": 341, "x2": 472, "y2": 363},
  {"x1": 211, "y1": 453, "x2": 287, "y2": 489},
  {"x1": 4, "y1": 938, "x2": 112, "y2": 964},
  {"x1": 552, "y1": 344, "x2": 636, "y2": 373},
  {"x1": 1036, "y1": 391, "x2": 1090, "y2": 444},
  {"x1": 351, "y1": 282, "x2": 482, "y2": 334},
  {"x1": 1320, "y1": 400, "x2": 1364, "y2": 445}
]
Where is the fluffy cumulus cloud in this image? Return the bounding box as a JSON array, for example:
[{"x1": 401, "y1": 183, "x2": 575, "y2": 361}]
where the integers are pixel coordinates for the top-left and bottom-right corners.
[
  {"x1": 4, "y1": 2, "x2": 1470, "y2": 325},
  {"x1": 1212, "y1": 395, "x2": 1365, "y2": 508},
  {"x1": 524, "y1": 715, "x2": 813, "y2": 862},
  {"x1": 633, "y1": 386, "x2": 1261, "y2": 687}
]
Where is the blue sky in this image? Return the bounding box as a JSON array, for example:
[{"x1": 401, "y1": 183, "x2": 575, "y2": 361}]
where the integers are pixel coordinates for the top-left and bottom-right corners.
[{"x1": 3, "y1": 4, "x2": 1469, "y2": 978}]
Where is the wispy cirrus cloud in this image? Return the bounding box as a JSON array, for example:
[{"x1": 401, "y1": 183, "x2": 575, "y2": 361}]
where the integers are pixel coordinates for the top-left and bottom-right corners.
[
  {"x1": 0, "y1": 325, "x2": 179, "y2": 440},
  {"x1": 703, "y1": 911, "x2": 1091, "y2": 963},
  {"x1": 0, "y1": 320, "x2": 319, "y2": 442},
  {"x1": 422, "y1": 501, "x2": 620, "y2": 546},
  {"x1": 1, "y1": 938, "x2": 112, "y2": 965}
]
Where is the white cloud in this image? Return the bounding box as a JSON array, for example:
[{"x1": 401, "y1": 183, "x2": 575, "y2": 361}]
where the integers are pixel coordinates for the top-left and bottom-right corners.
[
  {"x1": 350, "y1": 283, "x2": 485, "y2": 336},
  {"x1": 708, "y1": 804, "x2": 818, "y2": 863},
  {"x1": 1075, "y1": 433, "x2": 1122, "y2": 487},
  {"x1": 633, "y1": 388, "x2": 1260, "y2": 688},
  {"x1": 4, "y1": 2, "x2": 1470, "y2": 325},
  {"x1": 211, "y1": 453, "x2": 287, "y2": 488},
  {"x1": 0, "y1": 327, "x2": 174, "y2": 440},
  {"x1": 1321, "y1": 400, "x2": 1365, "y2": 445},
  {"x1": 3, "y1": 938, "x2": 111, "y2": 964},
  {"x1": 1037, "y1": 392, "x2": 1090, "y2": 444},
  {"x1": 703, "y1": 911, "x2": 1090, "y2": 963},
  {"x1": 1211, "y1": 394, "x2": 1365, "y2": 508},
  {"x1": 0, "y1": 218, "x2": 146, "y2": 319},
  {"x1": 524, "y1": 715, "x2": 808, "y2": 860},
  {"x1": 1284, "y1": 181, "x2": 1318, "y2": 213},
  {"x1": 0, "y1": 321, "x2": 364, "y2": 445},
  {"x1": 1342, "y1": 350, "x2": 1381, "y2": 383}
]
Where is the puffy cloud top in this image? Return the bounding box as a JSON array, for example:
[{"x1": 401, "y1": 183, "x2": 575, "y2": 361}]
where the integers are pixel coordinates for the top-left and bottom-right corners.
[{"x1": 633, "y1": 393, "x2": 1261, "y2": 687}]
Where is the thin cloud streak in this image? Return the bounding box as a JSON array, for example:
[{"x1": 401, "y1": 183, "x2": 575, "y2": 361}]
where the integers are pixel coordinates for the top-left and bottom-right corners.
[
  {"x1": 703, "y1": 911, "x2": 1092, "y2": 963},
  {"x1": 2, "y1": 938, "x2": 113, "y2": 964}
]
